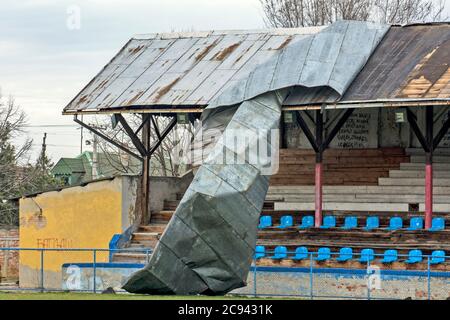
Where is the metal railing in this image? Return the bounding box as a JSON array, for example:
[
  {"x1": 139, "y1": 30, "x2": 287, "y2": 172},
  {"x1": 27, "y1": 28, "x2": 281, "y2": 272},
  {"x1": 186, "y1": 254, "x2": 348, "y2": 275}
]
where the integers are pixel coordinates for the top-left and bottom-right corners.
[{"x1": 0, "y1": 247, "x2": 448, "y2": 299}]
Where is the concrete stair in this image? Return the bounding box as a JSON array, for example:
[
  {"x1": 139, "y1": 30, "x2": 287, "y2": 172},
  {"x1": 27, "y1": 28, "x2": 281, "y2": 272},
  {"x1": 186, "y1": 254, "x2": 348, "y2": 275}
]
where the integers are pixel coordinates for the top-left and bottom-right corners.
[{"x1": 267, "y1": 148, "x2": 450, "y2": 212}]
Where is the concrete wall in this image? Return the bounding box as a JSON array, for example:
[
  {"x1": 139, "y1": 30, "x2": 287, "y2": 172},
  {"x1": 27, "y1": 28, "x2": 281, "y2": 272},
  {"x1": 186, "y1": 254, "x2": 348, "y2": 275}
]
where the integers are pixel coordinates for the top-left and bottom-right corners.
[
  {"x1": 285, "y1": 107, "x2": 450, "y2": 149},
  {"x1": 59, "y1": 263, "x2": 450, "y2": 300},
  {"x1": 0, "y1": 227, "x2": 19, "y2": 280},
  {"x1": 148, "y1": 172, "x2": 194, "y2": 212},
  {"x1": 19, "y1": 176, "x2": 137, "y2": 289}
]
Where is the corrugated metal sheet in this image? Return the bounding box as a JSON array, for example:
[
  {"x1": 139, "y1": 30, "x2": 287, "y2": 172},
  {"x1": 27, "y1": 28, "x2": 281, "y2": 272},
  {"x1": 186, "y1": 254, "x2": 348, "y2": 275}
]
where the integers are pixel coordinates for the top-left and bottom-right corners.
[
  {"x1": 122, "y1": 21, "x2": 389, "y2": 296},
  {"x1": 342, "y1": 23, "x2": 450, "y2": 102},
  {"x1": 63, "y1": 27, "x2": 324, "y2": 114}
]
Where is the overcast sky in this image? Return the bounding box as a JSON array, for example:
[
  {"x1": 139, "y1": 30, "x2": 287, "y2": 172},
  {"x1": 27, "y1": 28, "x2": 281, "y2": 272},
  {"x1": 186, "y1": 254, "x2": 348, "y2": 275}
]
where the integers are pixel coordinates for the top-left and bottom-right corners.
[
  {"x1": 1, "y1": 0, "x2": 449, "y2": 162},
  {"x1": 0, "y1": 0, "x2": 264, "y2": 161}
]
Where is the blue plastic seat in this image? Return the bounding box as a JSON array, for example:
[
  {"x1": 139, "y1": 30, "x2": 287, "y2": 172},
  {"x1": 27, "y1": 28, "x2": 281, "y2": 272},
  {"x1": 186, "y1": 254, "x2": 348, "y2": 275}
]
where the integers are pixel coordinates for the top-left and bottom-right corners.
[
  {"x1": 270, "y1": 246, "x2": 288, "y2": 260},
  {"x1": 254, "y1": 246, "x2": 265, "y2": 260},
  {"x1": 298, "y1": 216, "x2": 314, "y2": 229},
  {"x1": 364, "y1": 216, "x2": 379, "y2": 231},
  {"x1": 359, "y1": 249, "x2": 375, "y2": 263},
  {"x1": 342, "y1": 216, "x2": 358, "y2": 230},
  {"x1": 258, "y1": 216, "x2": 272, "y2": 229},
  {"x1": 278, "y1": 215, "x2": 294, "y2": 229},
  {"x1": 320, "y1": 216, "x2": 336, "y2": 229},
  {"x1": 429, "y1": 217, "x2": 445, "y2": 231},
  {"x1": 336, "y1": 247, "x2": 353, "y2": 262},
  {"x1": 315, "y1": 247, "x2": 331, "y2": 261},
  {"x1": 430, "y1": 250, "x2": 446, "y2": 265},
  {"x1": 386, "y1": 217, "x2": 403, "y2": 231},
  {"x1": 381, "y1": 249, "x2": 398, "y2": 263},
  {"x1": 292, "y1": 247, "x2": 309, "y2": 261},
  {"x1": 407, "y1": 217, "x2": 424, "y2": 231},
  {"x1": 405, "y1": 249, "x2": 423, "y2": 264}
]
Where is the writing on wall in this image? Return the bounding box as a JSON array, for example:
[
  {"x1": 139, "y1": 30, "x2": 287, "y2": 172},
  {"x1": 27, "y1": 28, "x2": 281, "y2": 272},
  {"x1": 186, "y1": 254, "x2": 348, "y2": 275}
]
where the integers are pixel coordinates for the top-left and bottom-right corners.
[
  {"x1": 36, "y1": 238, "x2": 74, "y2": 249},
  {"x1": 332, "y1": 110, "x2": 377, "y2": 148}
]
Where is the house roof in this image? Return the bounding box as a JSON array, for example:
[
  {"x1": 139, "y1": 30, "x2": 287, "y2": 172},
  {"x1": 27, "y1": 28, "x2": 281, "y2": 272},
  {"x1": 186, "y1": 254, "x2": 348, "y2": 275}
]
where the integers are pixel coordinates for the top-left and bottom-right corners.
[
  {"x1": 51, "y1": 158, "x2": 85, "y2": 175},
  {"x1": 63, "y1": 22, "x2": 450, "y2": 115}
]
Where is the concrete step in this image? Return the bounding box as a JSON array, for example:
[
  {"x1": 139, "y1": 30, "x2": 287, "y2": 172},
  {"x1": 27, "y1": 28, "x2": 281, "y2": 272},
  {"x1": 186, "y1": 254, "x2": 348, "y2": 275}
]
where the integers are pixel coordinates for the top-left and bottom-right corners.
[
  {"x1": 112, "y1": 253, "x2": 150, "y2": 264},
  {"x1": 132, "y1": 232, "x2": 160, "y2": 241},
  {"x1": 138, "y1": 224, "x2": 167, "y2": 233},
  {"x1": 275, "y1": 202, "x2": 410, "y2": 212},
  {"x1": 400, "y1": 162, "x2": 450, "y2": 170},
  {"x1": 150, "y1": 210, "x2": 174, "y2": 223},
  {"x1": 410, "y1": 155, "x2": 450, "y2": 163},
  {"x1": 268, "y1": 185, "x2": 450, "y2": 195},
  {"x1": 406, "y1": 148, "x2": 450, "y2": 156},
  {"x1": 274, "y1": 194, "x2": 450, "y2": 204},
  {"x1": 274, "y1": 201, "x2": 450, "y2": 213},
  {"x1": 378, "y1": 177, "x2": 450, "y2": 186},
  {"x1": 389, "y1": 170, "x2": 450, "y2": 178}
]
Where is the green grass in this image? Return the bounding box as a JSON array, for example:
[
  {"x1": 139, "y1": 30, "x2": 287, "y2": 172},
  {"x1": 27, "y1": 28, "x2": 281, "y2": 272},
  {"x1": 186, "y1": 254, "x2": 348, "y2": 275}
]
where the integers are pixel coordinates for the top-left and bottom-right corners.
[{"x1": 0, "y1": 292, "x2": 264, "y2": 300}]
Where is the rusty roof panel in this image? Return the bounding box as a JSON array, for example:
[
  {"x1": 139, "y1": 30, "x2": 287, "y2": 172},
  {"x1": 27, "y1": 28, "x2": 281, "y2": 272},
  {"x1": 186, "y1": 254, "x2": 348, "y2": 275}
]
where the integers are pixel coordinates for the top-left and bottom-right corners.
[
  {"x1": 64, "y1": 28, "x2": 324, "y2": 113},
  {"x1": 342, "y1": 24, "x2": 450, "y2": 102}
]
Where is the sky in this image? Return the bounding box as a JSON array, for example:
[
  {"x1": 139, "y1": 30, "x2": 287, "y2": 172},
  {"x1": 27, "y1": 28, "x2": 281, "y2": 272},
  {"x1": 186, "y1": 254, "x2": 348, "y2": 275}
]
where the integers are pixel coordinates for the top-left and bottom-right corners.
[
  {"x1": 1, "y1": 0, "x2": 449, "y2": 162},
  {"x1": 0, "y1": 0, "x2": 264, "y2": 161}
]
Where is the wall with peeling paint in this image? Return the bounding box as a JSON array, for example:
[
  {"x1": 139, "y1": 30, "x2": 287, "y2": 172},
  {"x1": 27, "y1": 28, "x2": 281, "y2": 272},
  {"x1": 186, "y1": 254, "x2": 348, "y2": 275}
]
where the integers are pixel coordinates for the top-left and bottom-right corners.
[{"x1": 18, "y1": 176, "x2": 138, "y2": 289}]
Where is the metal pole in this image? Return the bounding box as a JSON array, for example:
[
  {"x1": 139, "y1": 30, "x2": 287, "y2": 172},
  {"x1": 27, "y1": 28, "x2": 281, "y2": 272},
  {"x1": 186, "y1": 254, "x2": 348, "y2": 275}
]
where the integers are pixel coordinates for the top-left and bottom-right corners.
[
  {"x1": 367, "y1": 260, "x2": 371, "y2": 300},
  {"x1": 309, "y1": 253, "x2": 314, "y2": 299},
  {"x1": 141, "y1": 114, "x2": 151, "y2": 224},
  {"x1": 427, "y1": 255, "x2": 431, "y2": 300},
  {"x1": 93, "y1": 249, "x2": 97, "y2": 293},
  {"x1": 40, "y1": 249, "x2": 44, "y2": 292},
  {"x1": 315, "y1": 110, "x2": 324, "y2": 227},
  {"x1": 425, "y1": 106, "x2": 434, "y2": 230},
  {"x1": 253, "y1": 257, "x2": 257, "y2": 297}
]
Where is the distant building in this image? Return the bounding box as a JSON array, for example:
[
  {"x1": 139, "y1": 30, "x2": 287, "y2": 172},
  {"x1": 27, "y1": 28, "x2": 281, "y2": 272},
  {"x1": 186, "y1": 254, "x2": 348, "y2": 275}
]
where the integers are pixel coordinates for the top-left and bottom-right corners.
[{"x1": 51, "y1": 151, "x2": 141, "y2": 185}]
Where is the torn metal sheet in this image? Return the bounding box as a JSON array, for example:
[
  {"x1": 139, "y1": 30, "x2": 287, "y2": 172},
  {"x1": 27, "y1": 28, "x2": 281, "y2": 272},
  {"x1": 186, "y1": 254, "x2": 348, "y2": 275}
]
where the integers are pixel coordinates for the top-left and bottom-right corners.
[{"x1": 123, "y1": 21, "x2": 389, "y2": 295}]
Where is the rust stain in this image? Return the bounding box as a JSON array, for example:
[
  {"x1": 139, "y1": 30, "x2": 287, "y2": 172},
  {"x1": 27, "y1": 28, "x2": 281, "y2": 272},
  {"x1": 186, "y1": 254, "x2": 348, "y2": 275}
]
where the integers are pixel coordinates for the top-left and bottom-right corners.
[
  {"x1": 128, "y1": 45, "x2": 144, "y2": 54},
  {"x1": 276, "y1": 36, "x2": 293, "y2": 50},
  {"x1": 212, "y1": 43, "x2": 241, "y2": 61},
  {"x1": 126, "y1": 91, "x2": 145, "y2": 106},
  {"x1": 153, "y1": 77, "x2": 181, "y2": 102},
  {"x1": 78, "y1": 95, "x2": 88, "y2": 103},
  {"x1": 195, "y1": 40, "x2": 219, "y2": 61}
]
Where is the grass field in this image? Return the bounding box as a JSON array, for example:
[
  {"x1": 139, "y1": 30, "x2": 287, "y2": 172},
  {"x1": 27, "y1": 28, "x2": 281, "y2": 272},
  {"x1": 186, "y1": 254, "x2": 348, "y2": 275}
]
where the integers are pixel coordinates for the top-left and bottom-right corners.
[{"x1": 0, "y1": 292, "x2": 261, "y2": 300}]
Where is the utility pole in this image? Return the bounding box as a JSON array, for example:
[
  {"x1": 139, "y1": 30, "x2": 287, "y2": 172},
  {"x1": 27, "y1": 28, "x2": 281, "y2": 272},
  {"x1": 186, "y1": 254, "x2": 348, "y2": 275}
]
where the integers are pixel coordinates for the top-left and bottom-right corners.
[
  {"x1": 40, "y1": 132, "x2": 47, "y2": 170},
  {"x1": 92, "y1": 132, "x2": 99, "y2": 180},
  {"x1": 80, "y1": 115, "x2": 84, "y2": 154}
]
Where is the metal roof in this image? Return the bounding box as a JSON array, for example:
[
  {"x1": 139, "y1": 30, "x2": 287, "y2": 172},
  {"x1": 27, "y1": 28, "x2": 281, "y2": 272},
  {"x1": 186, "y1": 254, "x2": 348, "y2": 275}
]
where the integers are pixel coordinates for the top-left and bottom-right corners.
[
  {"x1": 285, "y1": 23, "x2": 450, "y2": 109},
  {"x1": 63, "y1": 27, "x2": 324, "y2": 114},
  {"x1": 63, "y1": 22, "x2": 450, "y2": 115}
]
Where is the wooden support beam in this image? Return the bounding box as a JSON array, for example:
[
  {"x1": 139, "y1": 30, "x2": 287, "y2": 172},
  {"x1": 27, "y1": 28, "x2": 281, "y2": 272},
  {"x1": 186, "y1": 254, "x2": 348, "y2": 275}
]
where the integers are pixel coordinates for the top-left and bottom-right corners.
[
  {"x1": 322, "y1": 108, "x2": 354, "y2": 150},
  {"x1": 433, "y1": 112, "x2": 450, "y2": 150},
  {"x1": 148, "y1": 116, "x2": 177, "y2": 156},
  {"x1": 296, "y1": 111, "x2": 319, "y2": 153},
  {"x1": 406, "y1": 108, "x2": 429, "y2": 152},
  {"x1": 116, "y1": 114, "x2": 148, "y2": 157},
  {"x1": 141, "y1": 114, "x2": 151, "y2": 224}
]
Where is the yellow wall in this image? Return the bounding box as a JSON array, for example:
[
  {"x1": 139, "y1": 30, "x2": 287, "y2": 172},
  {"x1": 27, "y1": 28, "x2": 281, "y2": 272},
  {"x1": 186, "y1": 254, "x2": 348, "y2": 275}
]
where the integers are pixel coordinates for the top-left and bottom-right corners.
[{"x1": 19, "y1": 177, "x2": 132, "y2": 288}]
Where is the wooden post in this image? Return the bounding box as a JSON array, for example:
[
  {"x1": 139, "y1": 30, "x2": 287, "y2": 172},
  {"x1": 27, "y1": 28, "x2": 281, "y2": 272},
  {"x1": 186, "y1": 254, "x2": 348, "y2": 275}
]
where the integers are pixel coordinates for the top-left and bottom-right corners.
[
  {"x1": 141, "y1": 114, "x2": 151, "y2": 225},
  {"x1": 425, "y1": 106, "x2": 434, "y2": 230},
  {"x1": 315, "y1": 110, "x2": 324, "y2": 227}
]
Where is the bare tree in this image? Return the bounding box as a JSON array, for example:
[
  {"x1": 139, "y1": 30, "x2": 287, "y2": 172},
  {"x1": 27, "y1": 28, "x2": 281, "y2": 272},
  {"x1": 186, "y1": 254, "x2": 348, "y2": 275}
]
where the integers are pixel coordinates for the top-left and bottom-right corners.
[
  {"x1": 260, "y1": 0, "x2": 446, "y2": 27},
  {"x1": 0, "y1": 92, "x2": 61, "y2": 226},
  {"x1": 90, "y1": 114, "x2": 194, "y2": 178}
]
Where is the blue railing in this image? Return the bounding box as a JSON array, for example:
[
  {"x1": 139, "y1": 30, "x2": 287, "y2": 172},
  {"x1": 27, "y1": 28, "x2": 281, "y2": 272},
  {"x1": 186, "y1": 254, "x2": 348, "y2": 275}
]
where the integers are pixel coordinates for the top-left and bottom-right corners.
[{"x1": 0, "y1": 247, "x2": 448, "y2": 299}]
